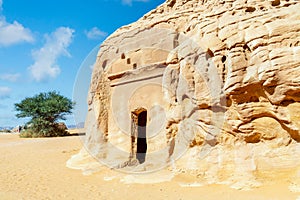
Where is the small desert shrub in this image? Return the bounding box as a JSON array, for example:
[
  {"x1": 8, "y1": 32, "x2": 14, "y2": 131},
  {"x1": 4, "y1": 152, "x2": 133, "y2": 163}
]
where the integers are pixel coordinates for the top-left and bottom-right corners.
[
  {"x1": 0, "y1": 129, "x2": 11, "y2": 133},
  {"x1": 19, "y1": 129, "x2": 36, "y2": 138},
  {"x1": 20, "y1": 119, "x2": 69, "y2": 138}
]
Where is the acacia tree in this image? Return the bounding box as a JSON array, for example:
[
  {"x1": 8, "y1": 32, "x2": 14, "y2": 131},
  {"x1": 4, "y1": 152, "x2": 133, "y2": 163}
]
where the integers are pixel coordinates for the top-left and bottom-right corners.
[{"x1": 15, "y1": 91, "x2": 74, "y2": 137}]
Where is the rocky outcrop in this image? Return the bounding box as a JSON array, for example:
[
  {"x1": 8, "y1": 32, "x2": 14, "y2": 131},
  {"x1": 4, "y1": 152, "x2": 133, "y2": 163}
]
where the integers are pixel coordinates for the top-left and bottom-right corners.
[{"x1": 69, "y1": 0, "x2": 300, "y2": 189}]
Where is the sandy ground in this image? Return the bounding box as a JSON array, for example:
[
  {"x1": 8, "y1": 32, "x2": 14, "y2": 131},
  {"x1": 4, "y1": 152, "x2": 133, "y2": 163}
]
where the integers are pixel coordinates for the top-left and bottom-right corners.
[{"x1": 0, "y1": 133, "x2": 299, "y2": 200}]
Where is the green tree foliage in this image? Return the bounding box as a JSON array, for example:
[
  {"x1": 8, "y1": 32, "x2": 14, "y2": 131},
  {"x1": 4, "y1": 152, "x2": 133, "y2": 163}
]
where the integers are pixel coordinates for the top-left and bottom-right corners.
[{"x1": 15, "y1": 91, "x2": 74, "y2": 137}]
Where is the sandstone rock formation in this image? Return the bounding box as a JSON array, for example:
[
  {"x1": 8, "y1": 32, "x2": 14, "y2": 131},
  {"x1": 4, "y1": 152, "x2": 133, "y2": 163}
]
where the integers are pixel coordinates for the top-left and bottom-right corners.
[{"x1": 69, "y1": 0, "x2": 300, "y2": 189}]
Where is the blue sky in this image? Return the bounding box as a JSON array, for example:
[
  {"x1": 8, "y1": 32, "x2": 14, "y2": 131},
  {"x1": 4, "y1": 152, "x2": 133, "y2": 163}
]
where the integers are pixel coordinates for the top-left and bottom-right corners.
[{"x1": 0, "y1": 0, "x2": 165, "y2": 127}]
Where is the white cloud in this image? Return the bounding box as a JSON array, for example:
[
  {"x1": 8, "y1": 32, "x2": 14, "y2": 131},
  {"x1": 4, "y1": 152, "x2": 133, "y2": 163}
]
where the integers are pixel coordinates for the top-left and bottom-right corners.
[
  {"x1": 28, "y1": 27, "x2": 75, "y2": 82},
  {"x1": 85, "y1": 27, "x2": 107, "y2": 40},
  {"x1": 122, "y1": 0, "x2": 149, "y2": 5},
  {"x1": 0, "y1": 73, "x2": 20, "y2": 82},
  {"x1": 0, "y1": 86, "x2": 11, "y2": 99},
  {"x1": 89, "y1": 62, "x2": 96, "y2": 71},
  {"x1": 0, "y1": 17, "x2": 34, "y2": 46},
  {"x1": 89, "y1": 64, "x2": 94, "y2": 70},
  {"x1": 0, "y1": 1, "x2": 34, "y2": 46}
]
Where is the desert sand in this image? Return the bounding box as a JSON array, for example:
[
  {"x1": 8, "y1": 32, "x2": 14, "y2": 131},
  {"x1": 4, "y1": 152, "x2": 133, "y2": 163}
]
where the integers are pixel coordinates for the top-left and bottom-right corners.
[{"x1": 0, "y1": 133, "x2": 299, "y2": 200}]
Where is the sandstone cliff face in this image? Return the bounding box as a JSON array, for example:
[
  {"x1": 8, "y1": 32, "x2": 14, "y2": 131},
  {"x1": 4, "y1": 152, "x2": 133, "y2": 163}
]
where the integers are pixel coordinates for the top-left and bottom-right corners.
[{"x1": 78, "y1": 0, "x2": 300, "y2": 183}]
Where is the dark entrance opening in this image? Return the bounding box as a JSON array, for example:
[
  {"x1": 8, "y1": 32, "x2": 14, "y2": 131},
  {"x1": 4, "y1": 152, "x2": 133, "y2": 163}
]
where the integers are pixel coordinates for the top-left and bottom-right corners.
[{"x1": 136, "y1": 110, "x2": 147, "y2": 163}]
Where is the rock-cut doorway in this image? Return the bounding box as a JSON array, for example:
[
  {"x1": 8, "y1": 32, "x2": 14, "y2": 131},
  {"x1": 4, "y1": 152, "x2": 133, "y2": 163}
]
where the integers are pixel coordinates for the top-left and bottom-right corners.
[
  {"x1": 131, "y1": 109, "x2": 148, "y2": 164},
  {"x1": 136, "y1": 110, "x2": 147, "y2": 163}
]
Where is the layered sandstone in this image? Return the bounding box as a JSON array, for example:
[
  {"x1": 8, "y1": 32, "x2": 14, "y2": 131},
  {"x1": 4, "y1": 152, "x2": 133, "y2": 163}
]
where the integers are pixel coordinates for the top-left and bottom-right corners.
[{"x1": 69, "y1": 0, "x2": 300, "y2": 189}]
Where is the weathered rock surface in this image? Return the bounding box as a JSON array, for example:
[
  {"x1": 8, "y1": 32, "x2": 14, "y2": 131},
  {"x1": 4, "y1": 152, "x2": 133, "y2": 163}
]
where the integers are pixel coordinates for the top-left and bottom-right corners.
[{"x1": 69, "y1": 0, "x2": 300, "y2": 189}]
